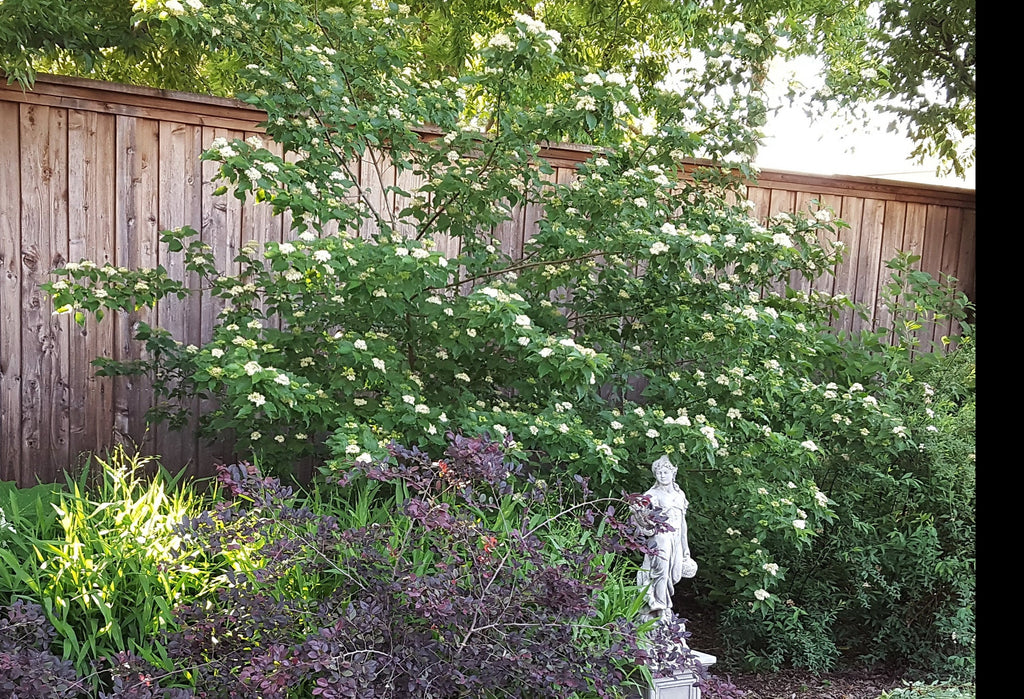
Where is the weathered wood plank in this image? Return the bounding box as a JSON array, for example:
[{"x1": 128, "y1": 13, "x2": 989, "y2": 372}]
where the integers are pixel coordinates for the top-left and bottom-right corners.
[
  {"x1": 18, "y1": 104, "x2": 70, "y2": 485},
  {"x1": 955, "y1": 208, "x2": 975, "y2": 308},
  {"x1": 393, "y1": 162, "x2": 425, "y2": 241},
  {"x1": 933, "y1": 207, "x2": 963, "y2": 347},
  {"x1": 67, "y1": 110, "x2": 116, "y2": 472},
  {"x1": 17, "y1": 103, "x2": 48, "y2": 485},
  {"x1": 491, "y1": 199, "x2": 525, "y2": 261},
  {"x1": 946, "y1": 207, "x2": 975, "y2": 350},
  {"x1": 358, "y1": 147, "x2": 396, "y2": 239},
  {"x1": 790, "y1": 189, "x2": 821, "y2": 295},
  {"x1": 834, "y1": 196, "x2": 864, "y2": 336},
  {"x1": 811, "y1": 192, "x2": 844, "y2": 301},
  {"x1": 47, "y1": 107, "x2": 71, "y2": 479},
  {"x1": 114, "y1": 116, "x2": 161, "y2": 463},
  {"x1": 874, "y1": 200, "x2": 907, "y2": 343},
  {"x1": 156, "y1": 121, "x2": 204, "y2": 476},
  {"x1": 196, "y1": 126, "x2": 244, "y2": 473},
  {"x1": 899, "y1": 202, "x2": 929, "y2": 352},
  {"x1": 522, "y1": 169, "x2": 555, "y2": 251},
  {"x1": 239, "y1": 132, "x2": 283, "y2": 331},
  {"x1": 199, "y1": 127, "x2": 243, "y2": 341},
  {"x1": 746, "y1": 186, "x2": 771, "y2": 223},
  {"x1": 766, "y1": 188, "x2": 796, "y2": 298},
  {"x1": 0, "y1": 101, "x2": 22, "y2": 483},
  {"x1": 851, "y1": 198, "x2": 886, "y2": 337}
]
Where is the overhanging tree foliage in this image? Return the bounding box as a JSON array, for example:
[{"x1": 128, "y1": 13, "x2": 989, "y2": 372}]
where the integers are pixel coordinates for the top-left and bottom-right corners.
[{"x1": 0, "y1": 0, "x2": 974, "y2": 176}]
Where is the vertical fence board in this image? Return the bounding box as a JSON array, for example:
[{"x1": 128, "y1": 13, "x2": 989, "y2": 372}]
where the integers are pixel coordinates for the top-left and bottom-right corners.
[
  {"x1": 851, "y1": 199, "x2": 886, "y2": 337},
  {"x1": 19, "y1": 105, "x2": 69, "y2": 485},
  {"x1": 944, "y1": 207, "x2": 975, "y2": 350},
  {"x1": 834, "y1": 196, "x2": 865, "y2": 336},
  {"x1": 900, "y1": 203, "x2": 930, "y2": 351},
  {"x1": 67, "y1": 110, "x2": 116, "y2": 472},
  {"x1": 812, "y1": 192, "x2": 844, "y2": 301},
  {"x1": 521, "y1": 169, "x2": 555, "y2": 254},
  {"x1": 18, "y1": 103, "x2": 48, "y2": 484},
  {"x1": 114, "y1": 116, "x2": 160, "y2": 462},
  {"x1": 358, "y1": 148, "x2": 396, "y2": 239},
  {"x1": 492, "y1": 201, "x2": 525, "y2": 261},
  {"x1": 0, "y1": 101, "x2": 21, "y2": 483},
  {"x1": 197, "y1": 127, "x2": 244, "y2": 471},
  {"x1": 937, "y1": 207, "x2": 965, "y2": 347},
  {"x1": 766, "y1": 188, "x2": 796, "y2": 298},
  {"x1": 874, "y1": 201, "x2": 907, "y2": 343},
  {"x1": 66, "y1": 110, "x2": 90, "y2": 468},
  {"x1": 950, "y1": 207, "x2": 974, "y2": 335},
  {"x1": 919, "y1": 205, "x2": 948, "y2": 351},
  {"x1": 48, "y1": 108, "x2": 71, "y2": 479},
  {"x1": 156, "y1": 121, "x2": 204, "y2": 476},
  {"x1": 393, "y1": 162, "x2": 423, "y2": 241},
  {"x1": 746, "y1": 186, "x2": 770, "y2": 222},
  {"x1": 241, "y1": 132, "x2": 283, "y2": 331},
  {"x1": 790, "y1": 189, "x2": 821, "y2": 295},
  {"x1": 428, "y1": 155, "x2": 462, "y2": 259}
]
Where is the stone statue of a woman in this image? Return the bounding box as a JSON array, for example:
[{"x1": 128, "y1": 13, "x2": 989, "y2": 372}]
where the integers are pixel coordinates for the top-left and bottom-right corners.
[{"x1": 636, "y1": 455, "x2": 698, "y2": 622}]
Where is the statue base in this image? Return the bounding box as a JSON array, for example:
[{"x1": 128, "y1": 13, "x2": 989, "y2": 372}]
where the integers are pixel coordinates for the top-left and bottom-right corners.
[{"x1": 641, "y1": 649, "x2": 717, "y2": 699}]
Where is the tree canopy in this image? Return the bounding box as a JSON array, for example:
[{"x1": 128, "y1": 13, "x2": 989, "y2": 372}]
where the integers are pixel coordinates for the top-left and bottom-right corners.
[{"x1": 0, "y1": 0, "x2": 974, "y2": 175}]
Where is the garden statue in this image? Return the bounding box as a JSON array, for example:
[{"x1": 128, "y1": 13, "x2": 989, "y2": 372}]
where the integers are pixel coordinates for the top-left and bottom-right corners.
[{"x1": 636, "y1": 455, "x2": 698, "y2": 623}]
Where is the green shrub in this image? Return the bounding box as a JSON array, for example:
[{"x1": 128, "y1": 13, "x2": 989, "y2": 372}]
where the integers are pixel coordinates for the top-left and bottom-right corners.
[{"x1": 879, "y1": 680, "x2": 976, "y2": 699}]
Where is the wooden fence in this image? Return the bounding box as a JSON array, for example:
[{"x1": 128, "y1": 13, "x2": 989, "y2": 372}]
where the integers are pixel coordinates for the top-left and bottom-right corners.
[{"x1": 0, "y1": 74, "x2": 976, "y2": 487}]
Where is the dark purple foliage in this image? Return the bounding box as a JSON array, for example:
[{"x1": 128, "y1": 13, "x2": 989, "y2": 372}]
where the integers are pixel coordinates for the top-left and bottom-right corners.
[
  {"x1": 0, "y1": 600, "x2": 82, "y2": 698},
  {"x1": 0, "y1": 602, "x2": 191, "y2": 698},
  {"x1": 4, "y1": 433, "x2": 702, "y2": 697},
  {"x1": 152, "y1": 432, "x2": 700, "y2": 697}
]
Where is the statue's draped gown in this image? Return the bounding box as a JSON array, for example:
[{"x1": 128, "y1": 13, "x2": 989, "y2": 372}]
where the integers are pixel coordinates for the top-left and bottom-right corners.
[{"x1": 637, "y1": 486, "x2": 689, "y2": 616}]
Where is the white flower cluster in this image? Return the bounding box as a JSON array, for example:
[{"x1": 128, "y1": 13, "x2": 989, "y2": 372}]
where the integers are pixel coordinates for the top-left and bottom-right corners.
[
  {"x1": 134, "y1": 0, "x2": 202, "y2": 17},
  {"x1": 208, "y1": 137, "x2": 238, "y2": 159},
  {"x1": 511, "y1": 12, "x2": 561, "y2": 53}
]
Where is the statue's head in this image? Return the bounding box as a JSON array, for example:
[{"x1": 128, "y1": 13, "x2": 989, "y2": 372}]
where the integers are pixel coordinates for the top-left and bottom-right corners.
[{"x1": 651, "y1": 455, "x2": 676, "y2": 483}]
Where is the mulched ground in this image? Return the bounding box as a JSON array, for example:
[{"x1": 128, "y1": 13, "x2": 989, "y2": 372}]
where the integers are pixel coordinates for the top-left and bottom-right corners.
[{"x1": 716, "y1": 668, "x2": 908, "y2": 699}]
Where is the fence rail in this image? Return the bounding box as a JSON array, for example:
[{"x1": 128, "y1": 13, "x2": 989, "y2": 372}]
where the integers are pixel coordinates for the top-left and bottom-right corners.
[{"x1": 0, "y1": 74, "x2": 976, "y2": 486}]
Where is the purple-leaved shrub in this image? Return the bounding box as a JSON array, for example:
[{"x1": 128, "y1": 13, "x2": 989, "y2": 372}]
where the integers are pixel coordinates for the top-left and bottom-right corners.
[
  {"x1": 0, "y1": 601, "x2": 190, "y2": 699},
  {"x1": 0, "y1": 600, "x2": 81, "y2": 698},
  {"x1": 155, "y1": 431, "x2": 702, "y2": 697}
]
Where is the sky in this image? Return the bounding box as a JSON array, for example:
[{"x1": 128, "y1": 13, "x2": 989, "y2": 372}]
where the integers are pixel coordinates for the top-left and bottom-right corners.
[{"x1": 752, "y1": 58, "x2": 975, "y2": 190}]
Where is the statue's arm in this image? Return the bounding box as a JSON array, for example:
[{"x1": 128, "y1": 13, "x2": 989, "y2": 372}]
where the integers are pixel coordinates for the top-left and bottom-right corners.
[{"x1": 678, "y1": 493, "x2": 691, "y2": 559}]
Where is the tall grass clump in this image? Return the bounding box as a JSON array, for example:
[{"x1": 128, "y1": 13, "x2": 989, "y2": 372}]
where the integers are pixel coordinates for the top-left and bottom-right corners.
[{"x1": 0, "y1": 447, "x2": 212, "y2": 689}]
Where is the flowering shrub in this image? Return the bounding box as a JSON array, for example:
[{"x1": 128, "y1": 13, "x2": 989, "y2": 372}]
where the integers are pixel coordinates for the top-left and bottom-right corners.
[{"x1": 44, "y1": 0, "x2": 974, "y2": 676}]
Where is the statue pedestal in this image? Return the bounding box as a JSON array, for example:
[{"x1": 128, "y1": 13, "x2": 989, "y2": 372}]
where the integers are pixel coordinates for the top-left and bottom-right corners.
[{"x1": 643, "y1": 649, "x2": 717, "y2": 699}]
